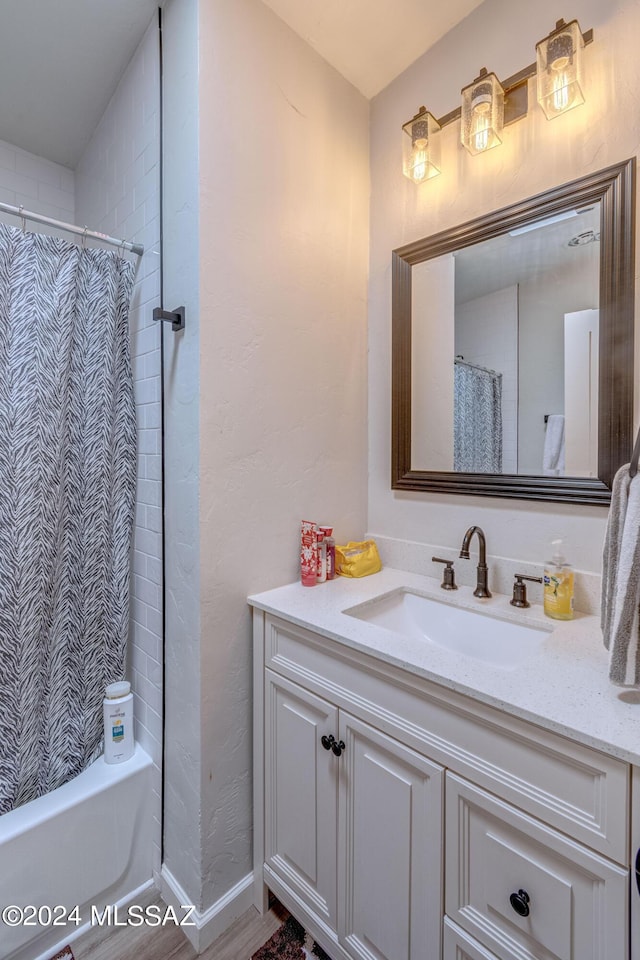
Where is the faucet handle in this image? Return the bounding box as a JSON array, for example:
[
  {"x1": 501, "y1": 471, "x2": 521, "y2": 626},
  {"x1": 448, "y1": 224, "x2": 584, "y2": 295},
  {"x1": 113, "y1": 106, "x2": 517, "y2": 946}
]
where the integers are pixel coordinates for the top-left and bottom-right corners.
[
  {"x1": 432, "y1": 557, "x2": 458, "y2": 591},
  {"x1": 510, "y1": 573, "x2": 543, "y2": 608}
]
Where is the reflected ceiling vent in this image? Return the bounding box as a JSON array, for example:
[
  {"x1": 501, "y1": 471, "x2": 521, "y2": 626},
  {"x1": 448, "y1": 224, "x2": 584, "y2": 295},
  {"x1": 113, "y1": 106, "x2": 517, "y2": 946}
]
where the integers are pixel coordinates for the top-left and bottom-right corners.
[{"x1": 568, "y1": 230, "x2": 600, "y2": 246}]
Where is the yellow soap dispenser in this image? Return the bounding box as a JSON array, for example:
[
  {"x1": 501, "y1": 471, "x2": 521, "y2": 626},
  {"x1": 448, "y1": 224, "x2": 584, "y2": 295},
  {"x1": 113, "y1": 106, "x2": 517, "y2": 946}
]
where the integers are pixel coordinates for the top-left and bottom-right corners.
[{"x1": 543, "y1": 539, "x2": 574, "y2": 620}]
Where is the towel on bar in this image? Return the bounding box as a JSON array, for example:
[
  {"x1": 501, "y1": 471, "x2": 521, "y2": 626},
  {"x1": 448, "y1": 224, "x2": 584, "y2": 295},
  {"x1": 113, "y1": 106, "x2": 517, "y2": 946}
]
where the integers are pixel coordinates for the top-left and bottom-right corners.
[
  {"x1": 542, "y1": 414, "x2": 565, "y2": 476},
  {"x1": 601, "y1": 464, "x2": 640, "y2": 685}
]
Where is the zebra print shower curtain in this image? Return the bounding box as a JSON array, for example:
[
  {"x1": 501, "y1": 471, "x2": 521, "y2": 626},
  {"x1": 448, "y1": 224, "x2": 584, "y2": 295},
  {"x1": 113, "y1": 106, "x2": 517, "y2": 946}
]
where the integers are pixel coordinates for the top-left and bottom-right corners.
[
  {"x1": 453, "y1": 359, "x2": 503, "y2": 473},
  {"x1": 0, "y1": 223, "x2": 136, "y2": 814}
]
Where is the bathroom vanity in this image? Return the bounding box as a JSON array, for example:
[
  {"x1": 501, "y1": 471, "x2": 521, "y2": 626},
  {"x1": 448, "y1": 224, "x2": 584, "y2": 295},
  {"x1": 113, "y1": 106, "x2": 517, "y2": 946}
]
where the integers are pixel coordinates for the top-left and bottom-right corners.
[{"x1": 250, "y1": 568, "x2": 640, "y2": 960}]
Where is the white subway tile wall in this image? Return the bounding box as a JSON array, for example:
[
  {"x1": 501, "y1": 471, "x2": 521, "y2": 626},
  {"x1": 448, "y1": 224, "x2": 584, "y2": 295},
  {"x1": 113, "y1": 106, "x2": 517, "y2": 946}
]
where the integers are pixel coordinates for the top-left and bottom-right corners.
[
  {"x1": 0, "y1": 137, "x2": 75, "y2": 224},
  {"x1": 75, "y1": 17, "x2": 163, "y2": 874}
]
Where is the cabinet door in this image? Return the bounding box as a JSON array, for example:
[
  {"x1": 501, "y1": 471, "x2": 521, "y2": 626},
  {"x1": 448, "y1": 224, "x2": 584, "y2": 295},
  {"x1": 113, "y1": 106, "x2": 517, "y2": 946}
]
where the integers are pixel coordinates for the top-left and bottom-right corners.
[
  {"x1": 338, "y1": 712, "x2": 443, "y2": 960},
  {"x1": 264, "y1": 670, "x2": 339, "y2": 928},
  {"x1": 446, "y1": 772, "x2": 628, "y2": 960}
]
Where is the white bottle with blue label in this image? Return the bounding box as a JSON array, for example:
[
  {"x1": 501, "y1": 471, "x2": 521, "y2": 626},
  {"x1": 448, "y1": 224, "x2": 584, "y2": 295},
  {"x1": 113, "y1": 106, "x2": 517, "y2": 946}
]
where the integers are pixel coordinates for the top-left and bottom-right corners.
[{"x1": 103, "y1": 681, "x2": 134, "y2": 764}]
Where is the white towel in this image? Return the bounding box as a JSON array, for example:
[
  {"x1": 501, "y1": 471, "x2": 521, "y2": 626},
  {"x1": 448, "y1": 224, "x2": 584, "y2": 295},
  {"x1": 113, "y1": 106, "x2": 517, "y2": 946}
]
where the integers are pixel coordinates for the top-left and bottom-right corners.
[
  {"x1": 542, "y1": 414, "x2": 565, "y2": 476},
  {"x1": 602, "y1": 464, "x2": 640, "y2": 685}
]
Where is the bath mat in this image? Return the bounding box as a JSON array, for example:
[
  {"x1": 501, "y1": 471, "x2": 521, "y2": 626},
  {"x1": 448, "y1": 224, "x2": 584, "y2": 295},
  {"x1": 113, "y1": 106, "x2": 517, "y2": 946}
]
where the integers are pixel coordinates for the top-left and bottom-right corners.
[
  {"x1": 251, "y1": 915, "x2": 332, "y2": 960},
  {"x1": 48, "y1": 948, "x2": 74, "y2": 960}
]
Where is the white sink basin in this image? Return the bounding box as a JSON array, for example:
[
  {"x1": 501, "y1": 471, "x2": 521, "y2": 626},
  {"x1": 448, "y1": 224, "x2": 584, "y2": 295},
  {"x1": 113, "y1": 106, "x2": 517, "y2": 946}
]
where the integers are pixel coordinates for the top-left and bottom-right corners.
[{"x1": 344, "y1": 589, "x2": 552, "y2": 669}]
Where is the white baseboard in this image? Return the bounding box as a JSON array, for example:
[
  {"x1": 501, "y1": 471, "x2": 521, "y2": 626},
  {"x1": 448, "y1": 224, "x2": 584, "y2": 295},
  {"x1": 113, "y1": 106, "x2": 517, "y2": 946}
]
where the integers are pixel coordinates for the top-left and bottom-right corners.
[
  {"x1": 30, "y1": 879, "x2": 155, "y2": 960},
  {"x1": 160, "y1": 865, "x2": 254, "y2": 953}
]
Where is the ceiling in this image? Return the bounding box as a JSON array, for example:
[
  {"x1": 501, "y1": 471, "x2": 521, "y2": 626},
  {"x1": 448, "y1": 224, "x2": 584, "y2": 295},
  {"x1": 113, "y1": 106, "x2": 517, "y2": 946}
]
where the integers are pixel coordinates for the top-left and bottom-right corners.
[
  {"x1": 0, "y1": 0, "x2": 483, "y2": 170},
  {"x1": 454, "y1": 206, "x2": 601, "y2": 305},
  {"x1": 261, "y1": 0, "x2": 486, "y2": 98}
]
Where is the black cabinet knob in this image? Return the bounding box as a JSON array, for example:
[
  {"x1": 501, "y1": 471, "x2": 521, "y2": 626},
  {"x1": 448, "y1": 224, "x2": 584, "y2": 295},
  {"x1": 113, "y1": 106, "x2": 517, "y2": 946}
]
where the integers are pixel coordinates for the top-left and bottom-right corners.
[
  {"x1": 320, "y1": 734, "x2": 345, "y2": 756},
  {"x1": 509, "y1": 889, "x2": 530, "y2": 917}
]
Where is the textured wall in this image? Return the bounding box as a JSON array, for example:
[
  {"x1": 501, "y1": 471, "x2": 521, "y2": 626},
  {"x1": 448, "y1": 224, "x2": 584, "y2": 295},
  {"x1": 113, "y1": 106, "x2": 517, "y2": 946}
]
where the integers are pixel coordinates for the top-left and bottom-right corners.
[
  {"x1": 75, "y1": 16, "x2": 163, "y2": 874},
  {"x1": 161, "y1": 0, "x2": 203, "y2": 908},
  {"x1": 196, "y1": 0, "x2": 369, "y2": 909},
  {"x1": 369, "y1": 0, "x2": 640, "y2": 574}
]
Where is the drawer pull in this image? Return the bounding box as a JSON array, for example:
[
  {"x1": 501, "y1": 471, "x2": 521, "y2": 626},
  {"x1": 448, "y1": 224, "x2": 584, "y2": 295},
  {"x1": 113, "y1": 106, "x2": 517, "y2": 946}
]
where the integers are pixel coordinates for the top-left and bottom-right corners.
[
  {"x1": 509, "y1": 889, "x2": 531, "y2": 917},
  {"x1": 635, "y1": 848, "x2": 640, "y2": 895}
]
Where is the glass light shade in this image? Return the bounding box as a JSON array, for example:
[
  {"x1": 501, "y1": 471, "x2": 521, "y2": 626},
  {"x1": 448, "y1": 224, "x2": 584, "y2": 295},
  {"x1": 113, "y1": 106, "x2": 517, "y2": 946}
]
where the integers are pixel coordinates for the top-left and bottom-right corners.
[
  {"x1": 536, "y1": 19, "x2": 585, "y2": 119},
  {"x1": 402, "y1": 107, "x2": 441, "y2": 183},
  {"x1": 461, "y1": 70, "x2": 504, "y2": 155}
]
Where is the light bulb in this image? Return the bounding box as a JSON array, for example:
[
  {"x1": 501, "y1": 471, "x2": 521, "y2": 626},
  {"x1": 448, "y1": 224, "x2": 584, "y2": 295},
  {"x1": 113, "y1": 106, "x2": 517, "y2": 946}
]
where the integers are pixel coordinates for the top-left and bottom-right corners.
[
  {"x1": 410, "y1": 148, "x2": 428, "y2": 182},
  {"x1": 471, "y1": 104, "x2": 491, "y2": 153},
  {"x1": 552, "y1": 70, "x2": 570, "y2": 112}
]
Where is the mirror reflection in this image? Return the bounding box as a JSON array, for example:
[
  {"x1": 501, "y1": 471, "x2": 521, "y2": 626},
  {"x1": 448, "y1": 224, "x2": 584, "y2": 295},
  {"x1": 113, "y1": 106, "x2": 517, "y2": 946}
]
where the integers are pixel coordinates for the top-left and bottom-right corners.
[{"x1": 411, "y1": 203, "x2": 600, "y2": 477}]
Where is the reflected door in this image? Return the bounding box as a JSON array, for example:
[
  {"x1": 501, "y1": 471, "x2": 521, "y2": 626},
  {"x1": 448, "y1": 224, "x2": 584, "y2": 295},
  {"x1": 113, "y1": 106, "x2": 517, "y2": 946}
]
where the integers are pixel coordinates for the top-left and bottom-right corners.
[{"x1": 564, "y1": 309, "x2": 599, "y2": 477}]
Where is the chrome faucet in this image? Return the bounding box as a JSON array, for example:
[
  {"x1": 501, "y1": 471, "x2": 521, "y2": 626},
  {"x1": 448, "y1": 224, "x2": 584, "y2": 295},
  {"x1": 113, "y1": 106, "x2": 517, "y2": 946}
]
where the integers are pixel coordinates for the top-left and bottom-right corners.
[{"x1": 459, "y1": 526, "x2": 491, "y2": 598}]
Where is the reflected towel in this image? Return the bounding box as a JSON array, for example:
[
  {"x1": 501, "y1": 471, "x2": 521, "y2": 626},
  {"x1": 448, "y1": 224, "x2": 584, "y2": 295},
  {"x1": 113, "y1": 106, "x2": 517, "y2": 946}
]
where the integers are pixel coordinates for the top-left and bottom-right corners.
[
  {"x1": 602, "y1": 464, "x2": 640, "y2": 685},
  {"x1": 542, "y1": 414, "x2": 565, "y2": 476}
]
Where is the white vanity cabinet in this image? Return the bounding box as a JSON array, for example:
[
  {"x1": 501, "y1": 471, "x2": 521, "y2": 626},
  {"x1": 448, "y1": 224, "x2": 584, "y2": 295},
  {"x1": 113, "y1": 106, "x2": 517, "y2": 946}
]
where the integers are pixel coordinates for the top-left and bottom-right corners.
[
  {"x1": 253, "y1": 610, "x2": 633, "y2": 960},
  {"x1": 264, "y1": 669, "x2": 444, "y2": 960}
]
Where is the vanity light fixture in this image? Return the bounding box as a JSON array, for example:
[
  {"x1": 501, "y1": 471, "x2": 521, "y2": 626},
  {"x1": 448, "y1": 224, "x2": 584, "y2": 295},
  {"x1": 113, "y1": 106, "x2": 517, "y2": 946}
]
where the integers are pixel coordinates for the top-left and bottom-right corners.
[
  {"x1": 460, "y1": 68, "x2": 504, "y2": 155},
  {"x1": 402, "y1": 18, "x2": 592, "y2": 181},
  {"x1": 402, "y1": 106, "x2": 441, "y2": 183},
  {"x1": 536, "y1": 19, "x2": 585, "y2": 119}
]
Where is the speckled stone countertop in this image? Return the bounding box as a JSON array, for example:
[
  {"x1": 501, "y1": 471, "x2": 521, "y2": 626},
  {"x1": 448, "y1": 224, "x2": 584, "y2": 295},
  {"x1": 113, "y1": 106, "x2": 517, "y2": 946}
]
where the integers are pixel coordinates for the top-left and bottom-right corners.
[{"x1": 249, "y1": 567, "x2": 640, "y2": 766}]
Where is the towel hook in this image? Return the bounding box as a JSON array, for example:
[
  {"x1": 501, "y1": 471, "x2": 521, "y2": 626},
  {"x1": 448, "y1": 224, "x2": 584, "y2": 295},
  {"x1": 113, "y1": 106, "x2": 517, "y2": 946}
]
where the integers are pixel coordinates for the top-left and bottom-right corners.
[{"x1": 629, "y1": 426, "x2": 640, "y2": 478}]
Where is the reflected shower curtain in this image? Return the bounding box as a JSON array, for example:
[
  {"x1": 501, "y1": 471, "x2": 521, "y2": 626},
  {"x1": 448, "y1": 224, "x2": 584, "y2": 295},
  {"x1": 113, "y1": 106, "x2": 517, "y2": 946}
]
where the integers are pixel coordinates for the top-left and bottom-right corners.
[
  {"x1": 453, "y1": 360, "x2": 503, "y2": 473},
  {"x1": 0, "y1": 223, "x2": 136, "y2": 814}
]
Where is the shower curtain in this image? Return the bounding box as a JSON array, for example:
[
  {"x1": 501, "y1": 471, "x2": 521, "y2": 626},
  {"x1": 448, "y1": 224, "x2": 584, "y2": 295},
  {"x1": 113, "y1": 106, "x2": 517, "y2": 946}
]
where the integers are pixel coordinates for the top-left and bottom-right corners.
[
  {"x1": 453, "y1": 360, "x2": 503, "y2": 473},
  {"x1": 0, "y1": 223, "x2": 136, "y2": 814}
]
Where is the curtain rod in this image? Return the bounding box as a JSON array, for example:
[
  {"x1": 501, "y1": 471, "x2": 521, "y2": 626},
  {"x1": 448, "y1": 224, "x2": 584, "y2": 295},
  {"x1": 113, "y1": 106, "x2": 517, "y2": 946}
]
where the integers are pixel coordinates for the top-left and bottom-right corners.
[
  {"x1": 454, "y1": 357, "x2": 502, "y2": 378},
  {"x1": 0, "y1": 201, "x2": 144, "y2": 256}
]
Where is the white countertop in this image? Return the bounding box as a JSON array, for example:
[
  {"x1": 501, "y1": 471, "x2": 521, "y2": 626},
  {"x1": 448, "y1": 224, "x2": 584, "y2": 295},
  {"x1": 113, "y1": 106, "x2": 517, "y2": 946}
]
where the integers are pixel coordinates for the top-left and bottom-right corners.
[{"x1": 249, "y1": 567, "x2": 640, "y2": 765}]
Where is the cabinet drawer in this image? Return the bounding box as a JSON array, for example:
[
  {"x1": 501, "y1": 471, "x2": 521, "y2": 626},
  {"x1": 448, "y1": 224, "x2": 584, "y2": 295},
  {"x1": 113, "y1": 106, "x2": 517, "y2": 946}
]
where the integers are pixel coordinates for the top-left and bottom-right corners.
[
  {"x1": 443, "y1": 919, "x2": 500, "y2": 960},
  {"x1": 445, "y1": 773, "x2": 628, "y2": 960},
  {"x1": 263, "y1": 614, "x2": 629, "y2": 862}
]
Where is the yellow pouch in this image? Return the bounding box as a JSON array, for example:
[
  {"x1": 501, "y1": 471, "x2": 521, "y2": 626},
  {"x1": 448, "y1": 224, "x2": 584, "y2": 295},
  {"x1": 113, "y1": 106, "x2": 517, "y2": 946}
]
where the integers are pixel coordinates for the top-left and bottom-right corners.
[{"x1": 335, "y1": 540, "x2": 382, "y2": 578}]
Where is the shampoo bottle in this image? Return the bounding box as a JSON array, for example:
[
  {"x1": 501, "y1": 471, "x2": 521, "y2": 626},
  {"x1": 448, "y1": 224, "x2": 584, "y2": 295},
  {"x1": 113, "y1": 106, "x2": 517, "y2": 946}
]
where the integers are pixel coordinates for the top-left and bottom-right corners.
[
  {"x1": 543, "y1": 539, "x2": 574, "y2": 621},
  {"x1": 103, "y1": 681, "x2": 135, "y2": 764}
]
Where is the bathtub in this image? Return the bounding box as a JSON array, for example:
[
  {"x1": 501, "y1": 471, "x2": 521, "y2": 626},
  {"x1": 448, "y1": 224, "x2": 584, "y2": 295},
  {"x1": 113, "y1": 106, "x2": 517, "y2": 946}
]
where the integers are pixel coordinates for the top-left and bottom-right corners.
[{"x1": 0, "y1": 745, "x2": 154, "y2": 960}]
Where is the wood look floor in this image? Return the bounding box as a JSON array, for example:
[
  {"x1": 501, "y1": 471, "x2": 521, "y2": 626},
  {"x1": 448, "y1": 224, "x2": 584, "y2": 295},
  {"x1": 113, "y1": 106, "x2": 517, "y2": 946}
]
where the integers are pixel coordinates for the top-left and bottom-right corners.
[{"x1": 70, "y1": 890, "x2": 286, "y2": 960}]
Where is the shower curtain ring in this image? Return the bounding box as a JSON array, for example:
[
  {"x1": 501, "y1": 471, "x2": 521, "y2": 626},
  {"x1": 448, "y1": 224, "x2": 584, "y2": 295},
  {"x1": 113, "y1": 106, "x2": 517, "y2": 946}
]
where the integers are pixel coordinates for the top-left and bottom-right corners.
[
  {"x1": 18, "y1": 206, "x2": 26, "y2": 233},
  {"x1": 81, "y1": 226, "x2": 88, "y2": 248}
]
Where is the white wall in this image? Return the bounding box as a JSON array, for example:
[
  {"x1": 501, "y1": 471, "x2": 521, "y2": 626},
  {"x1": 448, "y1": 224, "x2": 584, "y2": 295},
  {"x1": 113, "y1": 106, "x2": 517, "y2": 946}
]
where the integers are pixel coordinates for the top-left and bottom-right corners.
[
  {"x1": 0, "y1": 137, "x2": 74, "y2": 227},
  {"x1": 369, "y1": 0, "x2": 640, "y2": 574},
  {"x1": 161, "y1": 0, "x2": 203, "y2": 911},
  {"x1": 194, "y1": 0, "x2": 369, "y2": 916},
  {"x1": 75, "y1": 16, "x2": 163, "y2": 875}
]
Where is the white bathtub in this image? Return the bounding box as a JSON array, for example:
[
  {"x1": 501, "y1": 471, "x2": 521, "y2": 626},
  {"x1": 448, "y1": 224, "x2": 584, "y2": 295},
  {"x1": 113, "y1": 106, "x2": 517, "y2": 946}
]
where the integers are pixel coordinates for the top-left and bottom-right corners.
[{"x1": 0, "y1": 745, "x2": 154, "y2": 960}]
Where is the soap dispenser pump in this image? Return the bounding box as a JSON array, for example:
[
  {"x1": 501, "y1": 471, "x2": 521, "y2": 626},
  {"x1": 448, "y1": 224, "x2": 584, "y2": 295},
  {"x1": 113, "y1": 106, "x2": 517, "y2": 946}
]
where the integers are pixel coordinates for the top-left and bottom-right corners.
[{"x1": 543, "y1": 539, "x2": 574, "y2": 620}]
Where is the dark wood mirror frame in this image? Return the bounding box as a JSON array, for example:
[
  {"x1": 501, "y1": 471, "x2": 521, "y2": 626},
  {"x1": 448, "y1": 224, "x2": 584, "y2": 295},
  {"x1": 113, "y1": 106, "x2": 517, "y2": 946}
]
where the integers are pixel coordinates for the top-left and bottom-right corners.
[{"x1": 392, "y1": 158, "x2": 636, "y2": 505}]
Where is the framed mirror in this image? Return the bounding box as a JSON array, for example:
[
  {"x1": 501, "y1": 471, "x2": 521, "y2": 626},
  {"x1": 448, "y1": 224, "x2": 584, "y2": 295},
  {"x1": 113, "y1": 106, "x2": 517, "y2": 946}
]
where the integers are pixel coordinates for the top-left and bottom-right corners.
[{"x1": 392, "y1": 158, "x2": 636, "y2": 504}]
